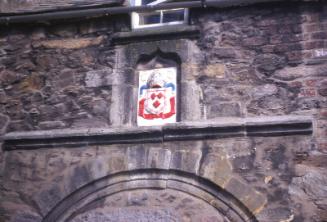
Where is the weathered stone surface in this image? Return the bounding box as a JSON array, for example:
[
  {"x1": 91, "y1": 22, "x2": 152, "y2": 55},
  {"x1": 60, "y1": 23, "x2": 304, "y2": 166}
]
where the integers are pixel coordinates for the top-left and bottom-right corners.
[
  {"x1": 199, "y1": 146, "x2": 232, "y2": 187},
  {"x1": 69, "y1": 165, "x2": 92, "y2": 191},
  {"x1": 180, "y1": 81, "x2": 203, "y2": 121},
  {"x1": 72, "y1": 117, "x2": 109, "y2": 128},
  {"x1": 255, "y1": 54, "x2": 286, "y2": 76},
  {"x1": 289, "y1": 165, "x2": 327, "y2": 222},
  {"x1": 170, "y1": 149, "x2": 201, "y2": 174},
  {"x1": 250, "y1": 84, "x2": 278, "y2": 100},
  {"x1": 72, "y1": 208, "x2": 177, "y2": 222},
  {"x1": 207, "y1": 102, "x2": 241, "y2": 118},
  {"x1": 11, "y1": 211, "x2": 42, "y2": 222},
  {"x1": 85, "y1": 68, "x2": 113, "y2": 87},
  {"x1": 273, "y1": 64, "x2": 326, "y2": 81},
  {"x1": 0, "y1": 2, "x2": 326, "y2": 222},
  {"x1": 18, "y1": 72, "x2": 45, "y2": 92},
  {"x1": 292, "y1": 167, "x2": 327, "y2": 199},
  {"x1": 38, "y1": 121, "x2": 66, "y2": 130},
  {"x1": 146, "y1": 148, "x2": 171, "y2": 169},
  {"x1": 37, "y1": 37, "x2": 104, "y2": 49},
  {"x1": 318, "y1": 80, "x2": 327, "y2": 96},
  {"x1": 70, "y1": 189, "x2": 228, "y2": 222},
  {"x1": 127, "y1": 145, "x2": 147, "y2": 170},
  {"x1": 228, "y1": 139, "x2": 255, "y2": 173},
  {"x1": 2, "y1": 116, "x2": 312, "y2": 150},
  {"x1": 0, "y1": 90, "x2": 7, "y2": 104},
  {"x1": 247, "y1": 86, "x2": 290, "y2": 115},
  {"x1": 0, "y1": 113, "x2": 9, "y2": 134},
  {"x1": 257, "y1": 207, "x2": 294, "y2": 222},
  {"x1": 0, "y1": 70, "x2": 21, "y2": 87},
  {"x1": 34, "y1": 184, "x2": 63, "y2": 216},
  {"x1": 50, "y1": 25, "x2": 78, "y2": 38},
  {"x1": 203, "y1": 64, "x2": 225, "y2": 78},
  {"x1": 223, "y1": 177, "x2": 267, "y2": 215},
  {"x1": 181, "y1": 63, "x2": 199, "y2": 80}
]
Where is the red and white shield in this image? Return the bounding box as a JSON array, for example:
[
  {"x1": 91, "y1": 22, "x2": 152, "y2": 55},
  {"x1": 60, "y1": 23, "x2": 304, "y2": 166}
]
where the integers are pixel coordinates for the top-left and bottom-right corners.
[
  {"x1": 138, "y1": 87, "x2": 175, "y2": 121},
  {"x1": 144, "y1": 89, "x2": 166, "y2": 115},
  {"x1": 137, "y1": 67, "x2": 177, "y2": 126}
]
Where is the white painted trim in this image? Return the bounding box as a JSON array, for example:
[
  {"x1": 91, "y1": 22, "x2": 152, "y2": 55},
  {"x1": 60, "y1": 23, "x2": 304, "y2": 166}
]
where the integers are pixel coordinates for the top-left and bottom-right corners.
[
  {"x1": 130, "y1": 0, "x2": 188, "y2": 30},
  {"x1": 131, "y1": 9, "x2": 188, "y2": 29},
  {"x1": 148, "y1": 0, "x2": 169, "y2": 6}
]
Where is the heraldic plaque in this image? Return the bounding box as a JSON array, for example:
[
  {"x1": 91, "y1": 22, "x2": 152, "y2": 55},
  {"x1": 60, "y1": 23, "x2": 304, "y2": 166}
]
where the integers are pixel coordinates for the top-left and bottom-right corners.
[{"x1": 137, "y1": 67, "x2": 177, "y2": 126}]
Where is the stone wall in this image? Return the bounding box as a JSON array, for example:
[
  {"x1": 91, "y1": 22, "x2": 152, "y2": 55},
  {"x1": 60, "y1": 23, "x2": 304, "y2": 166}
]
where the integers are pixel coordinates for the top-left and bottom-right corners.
[
  {"x1": 0, "y1": 1, "x2": 326, "y2": 222},
  {"x1": 0, "y1": 133, "x2": 313, "y2": 222}
]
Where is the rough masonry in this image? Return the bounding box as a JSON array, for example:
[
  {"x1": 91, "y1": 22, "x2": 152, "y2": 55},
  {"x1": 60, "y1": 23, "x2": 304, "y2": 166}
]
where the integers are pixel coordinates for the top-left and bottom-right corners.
[{"x1": 0, "y1": 1, "x2": 326, "y2": 222}]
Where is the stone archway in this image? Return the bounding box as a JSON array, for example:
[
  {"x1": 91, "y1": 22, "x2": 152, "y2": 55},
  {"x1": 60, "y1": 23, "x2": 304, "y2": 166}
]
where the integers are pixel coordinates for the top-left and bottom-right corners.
[
  {"x1": 43, "y1": 169, "x2": 257, "y2": 222},
  {"x1": 71, "y1": 189, "x2": 225, "y2": 222}
]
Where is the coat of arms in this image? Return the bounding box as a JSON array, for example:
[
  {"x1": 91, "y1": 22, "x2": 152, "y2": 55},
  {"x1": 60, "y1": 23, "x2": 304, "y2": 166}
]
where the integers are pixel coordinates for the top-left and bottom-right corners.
[{"x1": 137, "y1": 67, "x2": 177, "y2": 126}]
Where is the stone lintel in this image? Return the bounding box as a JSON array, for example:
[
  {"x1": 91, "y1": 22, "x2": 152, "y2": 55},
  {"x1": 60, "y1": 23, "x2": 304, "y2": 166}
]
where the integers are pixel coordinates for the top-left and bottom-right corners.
[
  {"x1": 2, "y1": 115, "x2": 312, "y2": 150},
  {"x1": 112, "y1": 25, "x2": 200, "y2": 45}
]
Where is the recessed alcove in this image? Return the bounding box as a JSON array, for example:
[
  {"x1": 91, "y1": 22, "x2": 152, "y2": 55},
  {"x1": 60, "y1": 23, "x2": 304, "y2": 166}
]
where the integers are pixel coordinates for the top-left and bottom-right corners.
[
  {"x1": 135, "y1": 50, "x2": 180, "y2": 126},
  {"x1": 110, "y1": 39, "x2": 204, "y2": 127}
]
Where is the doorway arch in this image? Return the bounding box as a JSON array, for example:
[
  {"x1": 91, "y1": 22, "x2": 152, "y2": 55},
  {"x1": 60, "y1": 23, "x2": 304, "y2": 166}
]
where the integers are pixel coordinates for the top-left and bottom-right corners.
[{"x1": 43, "y1": 169, "x2": 257, "y2": 222}]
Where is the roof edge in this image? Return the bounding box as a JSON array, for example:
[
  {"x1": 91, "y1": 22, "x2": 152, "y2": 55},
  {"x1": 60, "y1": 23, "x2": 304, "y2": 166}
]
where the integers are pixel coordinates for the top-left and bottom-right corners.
[{"x1": 0, "y1": 0, "x2": 311, "y2": 25}]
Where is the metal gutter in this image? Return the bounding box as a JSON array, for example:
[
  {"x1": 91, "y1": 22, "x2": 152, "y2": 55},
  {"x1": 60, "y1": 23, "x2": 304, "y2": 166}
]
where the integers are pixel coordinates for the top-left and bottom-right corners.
[{"x1": 0, "y1": 0, "x2": 289, "y2": 25}]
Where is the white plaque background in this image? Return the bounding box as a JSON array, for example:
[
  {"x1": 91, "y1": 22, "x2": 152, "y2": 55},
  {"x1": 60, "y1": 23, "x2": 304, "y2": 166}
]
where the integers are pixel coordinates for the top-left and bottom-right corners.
[{"x1": 137, "y1": 67, "x2": 177, "y2": 126}]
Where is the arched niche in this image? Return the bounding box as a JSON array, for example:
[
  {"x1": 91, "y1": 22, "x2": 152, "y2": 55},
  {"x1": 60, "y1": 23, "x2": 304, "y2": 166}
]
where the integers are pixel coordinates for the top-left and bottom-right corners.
[
  {"x1": 135, "y1": 50, "x2": 181, "y2": 126},
  {"x1": 111, "y1": 40, "x2": 203, "y2": 126},
  {"x1": 43, "y1": 169, "x2": 257, "y2": 222}
]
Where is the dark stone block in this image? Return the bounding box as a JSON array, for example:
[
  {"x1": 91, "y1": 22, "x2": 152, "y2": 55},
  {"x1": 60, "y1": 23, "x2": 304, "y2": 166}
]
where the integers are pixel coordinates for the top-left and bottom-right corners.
[
  {"x1": 318, "y1": 80, "x2": 327, "y2": 97},
  {"x1": 243, "y1": 36, "x2": 268, "y2": 47},
  {"x1": 127, "y1": 145, "x2": 147, "y2": 170},
  {"x1": 224, "y1": 178, "x2": 252, "y2": 200},
  {"x1": 232, "y1": 155, "x2": 255, "y2": 173},
  {"x1": 11, "y1": 212, "x2": 42, "y2": 222},
  {"x1": 35, "y1": 54, "x2": 60, "y2": 71},
  {"x1": 295, "y1": 98, "x2": 321, "y2": 110},
  {"x1": 71, "y1": 208, "x2": 178, "y2": 222},
  {"x1": 69, "y1": 165, "x2": 91, "y2": 191},
  {"x1": 211, "y1": 48, "x2": 237, "y2": 59},
  {"x1": 254, "y1": 54, "x2": 286, "y2": 76},
  {"x1": 0, "y1": 89, "x2": 7, "y2": 104},
  {"x1": 146, "y1": 148, "x2": 171, "y2": 169},
  {"x1": 50, "y1": 24, "x2": 78, "y2": 38},
  {"x1": 0, "y1": 70, "x2": 21, "y2": 87},
  {"x1": 127, "y1": 192, "x2": 148, "y2": 206},
  {"x1": 207, "y1": 102, "x2": 241, "y2": 118},
  {"x1": 251, "y1": 84, "x2": 278, "y2": 100},
  {"x1": 38, "y1": 121, "x2": 66, "y2": 130},
  {"x1": 268, "y1": 145, "x2": 286, "y2": 170},
  {"x1": 55, "y1": 69, "x2": 75, "y2": 89},
  {"x1": 35, "y1": 185, "x2": 62, "y2": 216},
  {"x1": 7, "y1": 120, "x2": 33, "y2": 132},
  {"x1": 268, "y1": 188, "x2": 289, "y2": 203},
  {"x1": 247, "y1": 95, "x2": 289, "y2": 115},
  {"x1": 0, "y1": 113, "x2": 9, "y2": 133},
  {"x1": 169, "y1": 150, "x2": 182, "y2": 170}
]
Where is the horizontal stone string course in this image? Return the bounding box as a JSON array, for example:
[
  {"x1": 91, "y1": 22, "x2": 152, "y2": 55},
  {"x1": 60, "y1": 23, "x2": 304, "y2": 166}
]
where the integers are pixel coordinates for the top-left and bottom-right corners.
[{"x1": 3, "y1": 115, "x2": 312, "y2": 150}]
